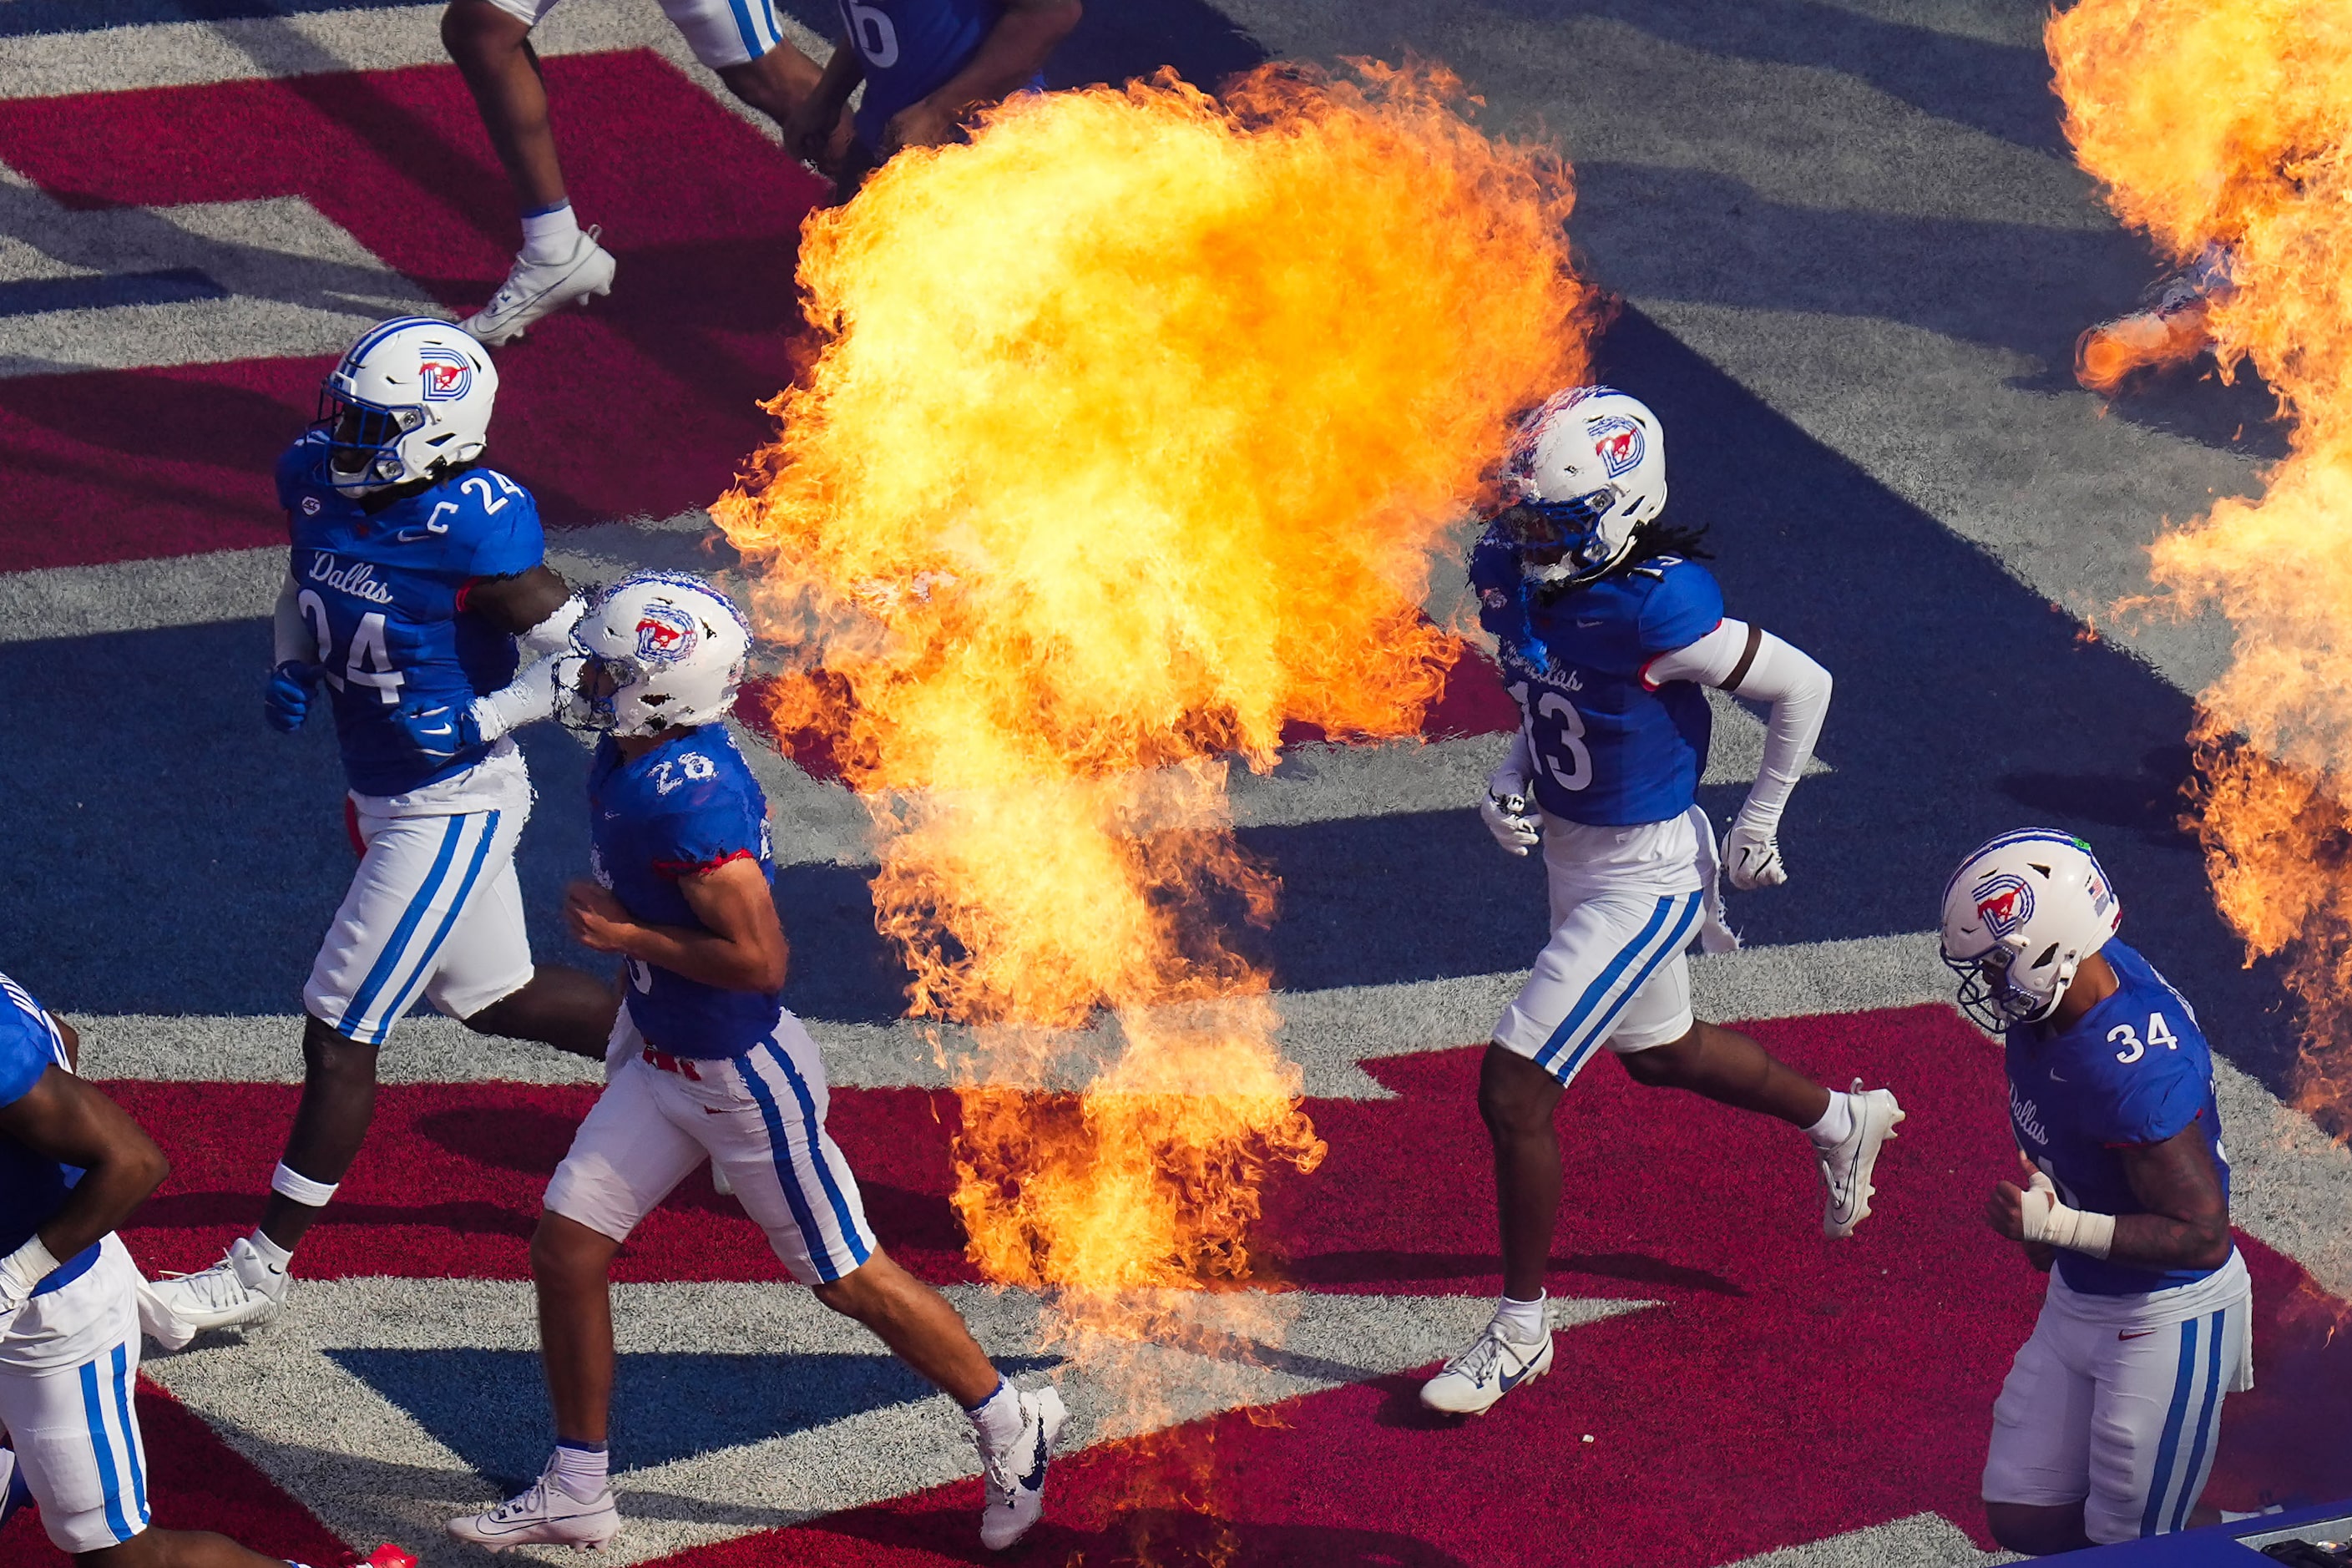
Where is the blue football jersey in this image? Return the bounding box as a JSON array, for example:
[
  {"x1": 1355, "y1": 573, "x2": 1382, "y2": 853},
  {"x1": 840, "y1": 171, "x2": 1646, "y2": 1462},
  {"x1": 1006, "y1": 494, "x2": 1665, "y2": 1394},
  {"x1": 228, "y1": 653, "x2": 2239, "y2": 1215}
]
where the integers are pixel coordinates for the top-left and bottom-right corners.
[
  {"x1": 2005, "y1": 940, "x2": 2233, "y2": 1297},
  {"x1": 835, "y1": 0, "x2": 1041, "y2": 146},
  {"x1": 278, "y1": 432, "x2": 545, "y2": 797},
  {"x1": 1474, "y1": 546, "x2": 1723, "y2": 826},
  {"x1": 589, "y1": 726, "x2": 782, "y2": 1059},
  {"x1": 0, "y1": 972, "x2": 99, "y2": 1296}
]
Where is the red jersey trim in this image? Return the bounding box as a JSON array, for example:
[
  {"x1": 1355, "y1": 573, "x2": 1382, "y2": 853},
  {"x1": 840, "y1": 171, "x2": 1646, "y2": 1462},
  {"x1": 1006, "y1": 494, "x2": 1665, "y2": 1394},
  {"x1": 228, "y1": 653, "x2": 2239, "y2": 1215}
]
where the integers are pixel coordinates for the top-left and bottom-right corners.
[{"x1": 650, "y1": 847, "x2": 757, "y2": 881}]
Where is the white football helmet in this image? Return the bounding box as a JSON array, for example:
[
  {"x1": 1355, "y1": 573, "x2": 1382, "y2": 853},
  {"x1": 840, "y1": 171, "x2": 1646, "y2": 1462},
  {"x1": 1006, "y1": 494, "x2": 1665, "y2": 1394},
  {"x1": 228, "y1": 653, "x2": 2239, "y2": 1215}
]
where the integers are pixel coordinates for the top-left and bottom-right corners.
[
  {"x1": 563, "y1": 571, "x2": 753, "y2": 737},
  {"x1": 316, "y1": 316, "x2": 498, "y2": 496},
  {"x1": 1939, "y1": 829, "x2": 2122, "y2": 1030},
  {"x1": 1495, "y1": 386, "x2": 1669, "y2": 585}
]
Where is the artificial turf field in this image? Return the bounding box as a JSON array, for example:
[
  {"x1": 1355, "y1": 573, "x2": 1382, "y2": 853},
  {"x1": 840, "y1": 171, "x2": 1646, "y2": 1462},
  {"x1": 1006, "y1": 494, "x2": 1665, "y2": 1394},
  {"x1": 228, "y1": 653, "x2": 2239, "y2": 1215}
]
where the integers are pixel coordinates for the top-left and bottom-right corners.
[{"x1": 2, "y1": 1, "x2": 2350, "y2": 1563}]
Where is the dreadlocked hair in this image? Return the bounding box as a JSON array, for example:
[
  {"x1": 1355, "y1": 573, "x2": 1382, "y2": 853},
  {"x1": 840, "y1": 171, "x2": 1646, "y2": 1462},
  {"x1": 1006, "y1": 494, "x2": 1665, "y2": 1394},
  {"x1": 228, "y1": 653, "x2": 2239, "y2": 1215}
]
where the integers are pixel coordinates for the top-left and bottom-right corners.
[
  {"x1": 1528, "y1": 519, "x2": 1714, "y2": 605},
  {"x1": 1621, "y1": 519, "x2": 1713, "y2": 567}
]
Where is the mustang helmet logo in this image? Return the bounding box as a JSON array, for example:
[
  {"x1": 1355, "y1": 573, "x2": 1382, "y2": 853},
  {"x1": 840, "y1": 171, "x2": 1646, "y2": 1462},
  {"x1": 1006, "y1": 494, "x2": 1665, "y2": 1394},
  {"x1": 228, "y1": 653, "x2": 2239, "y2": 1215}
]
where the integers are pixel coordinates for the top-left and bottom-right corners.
[
  {"x1": 418, "y1": 346, "x2": 473, "y2": 402},
  {"x1": 1586, "y1": 413, "x2": 1646, "y2": 478},
  {"x1": 634, "y1": 602, "x2": 699, "y2": 663},
  {"x1": 1971, "y1": 871, "x2": 2034, "y2": 938}
]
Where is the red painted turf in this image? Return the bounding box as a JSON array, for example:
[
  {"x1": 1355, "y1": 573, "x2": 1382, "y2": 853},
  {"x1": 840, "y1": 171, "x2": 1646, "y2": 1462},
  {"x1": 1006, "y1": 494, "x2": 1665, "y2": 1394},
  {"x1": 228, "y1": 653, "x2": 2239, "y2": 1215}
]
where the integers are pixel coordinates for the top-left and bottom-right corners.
[
  {"x1": 0, "y1": 53, "x2": 826, "y2": 571},
  {"x1": 51, "y1": 1007, "x2": 2350, "y2": 1565}
]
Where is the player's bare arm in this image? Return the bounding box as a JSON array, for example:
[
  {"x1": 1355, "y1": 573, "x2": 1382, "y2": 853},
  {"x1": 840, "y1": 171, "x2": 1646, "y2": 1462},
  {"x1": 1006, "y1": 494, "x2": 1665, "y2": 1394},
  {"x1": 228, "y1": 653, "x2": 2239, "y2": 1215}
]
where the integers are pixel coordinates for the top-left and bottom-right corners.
[
  {"x1": 564, "y1": 857, "x2": 790, "y2": 994},
  {"x1": 791, "y1": 39, "x2": 867, "y2": 162},
  {"x1": 0, "y1": 1068, "x2": 168, "y2": 1272},
  {"x1": 464, "y1": 563, "x2": 575, "y2": 637},
  {"x1": 880, "y1": 0, "x2": 1081, "y2": 154},
  {"x1": 1986, "y1": 1123, "x2": 2230, "y2": 1271}
]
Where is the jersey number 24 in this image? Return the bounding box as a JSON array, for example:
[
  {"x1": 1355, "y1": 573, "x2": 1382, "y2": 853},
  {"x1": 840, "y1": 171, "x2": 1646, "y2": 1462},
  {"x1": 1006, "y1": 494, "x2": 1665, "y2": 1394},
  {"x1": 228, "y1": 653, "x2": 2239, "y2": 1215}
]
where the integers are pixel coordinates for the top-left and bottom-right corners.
[{"x1": 298, "y1": 591, "x2": 403, "y2": 706}]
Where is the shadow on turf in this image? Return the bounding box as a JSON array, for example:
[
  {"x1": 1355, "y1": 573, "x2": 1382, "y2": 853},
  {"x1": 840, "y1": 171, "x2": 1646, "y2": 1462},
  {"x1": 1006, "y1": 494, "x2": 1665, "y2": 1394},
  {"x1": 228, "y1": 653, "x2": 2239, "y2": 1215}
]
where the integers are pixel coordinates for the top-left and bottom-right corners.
[
  {"x1": 133, "y1": 1189, "x2": 534, "y2": 1237},
  {"x1": 1277, "y1": 1247, "x2": 1744, "y2": 1297}
]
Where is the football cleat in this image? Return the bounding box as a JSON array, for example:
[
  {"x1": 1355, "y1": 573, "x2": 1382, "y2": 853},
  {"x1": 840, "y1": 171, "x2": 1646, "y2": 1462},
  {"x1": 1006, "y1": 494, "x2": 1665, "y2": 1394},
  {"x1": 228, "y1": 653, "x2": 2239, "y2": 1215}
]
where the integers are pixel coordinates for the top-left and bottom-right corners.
[
  {"x1": 149, "y1": 1237, "x2": 288, "y2": 1332},
  {"x1": 1419, "y1": 1320, "x2": 1554, "y2": 1416},
  {"x1": 1818, "y1": 1080, "x2": 1904, "y2": 1239},
  {"x1": 976, "y1": 1384, "x2": 1065, "y2": 1551},
  {"x1": 446, "y1": 1474, "x2": 620, "y2": 1552},
  {"x1": 461, "y1": 228, "x2": 617, "y2": 346}
]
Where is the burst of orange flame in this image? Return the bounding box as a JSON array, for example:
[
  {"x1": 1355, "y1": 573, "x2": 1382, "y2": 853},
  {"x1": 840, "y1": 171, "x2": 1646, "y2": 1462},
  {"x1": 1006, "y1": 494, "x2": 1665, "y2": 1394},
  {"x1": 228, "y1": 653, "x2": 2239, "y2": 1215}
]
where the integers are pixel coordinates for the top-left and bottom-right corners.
[
  {"x1": 716, "y1": 59, "x2": 1593, "y2": 1318},
  {"x1": 2051, "y1": 0, "x2": 2352, "y2": 1116}
]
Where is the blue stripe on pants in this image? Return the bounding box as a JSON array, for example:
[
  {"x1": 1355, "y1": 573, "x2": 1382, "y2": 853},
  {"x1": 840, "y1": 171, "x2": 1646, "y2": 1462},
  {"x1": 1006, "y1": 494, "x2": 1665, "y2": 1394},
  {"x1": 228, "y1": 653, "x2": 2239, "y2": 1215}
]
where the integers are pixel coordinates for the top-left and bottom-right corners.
[
  {"x1": 370, "y1": 811, "x2": 502, "y2": 1039},
  {"x1": 1534, "y1": 893, "x2": 1702, "y2": 1084},
  {"x1": 2141, "y1": 1316, "x2": 2200, "y2": 1537},
  {"x1": 77, "y1": 1358, "x2": 132, "y2": 1543},
  {"x1": 738, "y1": 1041, "x2": 861, "y2": 1283},
  {"x1": 338, "y1": 814, "x2": 464, "y2": 1043},
  {"x1": 765, "y1": 1040, "x2": 872, "y2": 1266},
  {"x1": 108, "y1": 1343, "x2": 147, "y2": 1526},
  {"x1": 721, "y1": 0, "x2": 765, "y2": 58},
  {"x1": 2169, "y1": 1308, "x2": 2228, "y2": 1532}
]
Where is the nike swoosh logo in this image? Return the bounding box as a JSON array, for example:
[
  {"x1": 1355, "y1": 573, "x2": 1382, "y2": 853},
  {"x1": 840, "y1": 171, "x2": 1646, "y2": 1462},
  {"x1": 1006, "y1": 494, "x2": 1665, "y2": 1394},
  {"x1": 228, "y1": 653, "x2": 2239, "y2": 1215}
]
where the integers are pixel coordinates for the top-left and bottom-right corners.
[
  {"x1": 1019, "y1": 1424, "x2": 1049, "y2": 1491},
  {"x1": 1499, "y1": 1356, "x2": 1540, "y2": 1390},
  {"x1": 2118, "y1": 1329, "x2": 2157, "y2": 1340},
  {"x1": 395, "y1": 529, "x2": 431, "y2": 543},
  {"x1": 1576, "y1": 619, "x2": 1604, "y2": 627}
]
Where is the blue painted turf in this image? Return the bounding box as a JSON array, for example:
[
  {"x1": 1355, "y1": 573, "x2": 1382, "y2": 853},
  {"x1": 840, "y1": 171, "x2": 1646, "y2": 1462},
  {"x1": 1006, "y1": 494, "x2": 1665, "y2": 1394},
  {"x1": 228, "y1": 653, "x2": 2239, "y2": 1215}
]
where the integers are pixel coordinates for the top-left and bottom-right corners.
[{"x1": 326, "y1": 1346, "x2": 1060, "y2": 1484}]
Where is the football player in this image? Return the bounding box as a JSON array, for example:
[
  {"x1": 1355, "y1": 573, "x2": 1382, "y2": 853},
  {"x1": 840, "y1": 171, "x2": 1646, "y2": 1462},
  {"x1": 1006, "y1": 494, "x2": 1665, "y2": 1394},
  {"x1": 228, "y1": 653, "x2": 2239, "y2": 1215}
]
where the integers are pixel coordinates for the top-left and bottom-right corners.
[
  {"x1": 783, "y1": 0, "x2": 1083, "y2": 193},
  {"x1": 1421, "y1": 387, "x2": 1904, "y2": 1417},
  {"x1": 440, "y1": 0, "x2": 833, "y2": 344},
  {"x1": 0, "y1": 968, "x2": 414, "y2": 1566},
  {"x1": 446, "y1": 573, "x2": 1062, "y2": 1554},
  {"x1": 1946, "y1": 831, "x2": 2252, "y2": 1555},
  {"x1": 149, "y1": 316, "x2": 615, "y2": 1337}
]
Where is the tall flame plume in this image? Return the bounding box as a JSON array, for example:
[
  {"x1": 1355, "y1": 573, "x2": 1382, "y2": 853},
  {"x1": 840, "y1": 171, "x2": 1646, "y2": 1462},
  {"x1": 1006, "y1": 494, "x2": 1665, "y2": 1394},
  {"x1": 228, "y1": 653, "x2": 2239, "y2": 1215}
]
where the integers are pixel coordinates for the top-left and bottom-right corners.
[
  {"x1": 716, "y1": 58, "x2": 1591, "y2": 1424},
  {"x1": 2051, "y1": 0, "x2": 2352, "y2": 1115}
]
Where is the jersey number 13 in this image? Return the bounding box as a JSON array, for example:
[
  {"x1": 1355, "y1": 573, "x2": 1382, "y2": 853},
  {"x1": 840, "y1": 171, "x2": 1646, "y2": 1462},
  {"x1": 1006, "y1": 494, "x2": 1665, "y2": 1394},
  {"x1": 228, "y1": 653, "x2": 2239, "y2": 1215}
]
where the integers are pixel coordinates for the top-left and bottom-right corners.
[{"x1": 1508, "y1": 680, "x2": 1593, "y2": 792}]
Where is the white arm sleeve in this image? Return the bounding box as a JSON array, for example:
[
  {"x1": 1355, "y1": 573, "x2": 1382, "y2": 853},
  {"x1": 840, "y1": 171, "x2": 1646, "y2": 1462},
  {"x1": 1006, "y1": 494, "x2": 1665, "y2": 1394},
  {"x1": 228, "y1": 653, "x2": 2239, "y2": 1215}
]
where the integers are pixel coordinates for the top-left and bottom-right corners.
[
  {"x1": 1643, "y1": 619, "x2": 1833, "y2": 832},
  {"x1": 273, "y1": 574, "x2": 317, "y2": 666},
  {"x1": 517, "y1": 593, "x2": 586, "y2": 659},
  {"x1": 470, "y1": 656, "x2": 561, "y2": 743}
]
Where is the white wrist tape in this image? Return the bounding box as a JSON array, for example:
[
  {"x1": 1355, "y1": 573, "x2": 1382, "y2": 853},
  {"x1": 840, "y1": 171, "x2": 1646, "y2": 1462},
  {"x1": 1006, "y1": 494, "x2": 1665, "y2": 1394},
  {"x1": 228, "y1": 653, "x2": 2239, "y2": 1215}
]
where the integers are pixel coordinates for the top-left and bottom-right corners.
[
  {"x1": 271, "y1": 1161, "x2": 341, "y2": 1208},
  {"x1": 0, "y1": 1232, "x2": 63, "y2": 1300},
  {"x1": 2019, "y1": 1172, "x2": 2116, "y2": 1258}
]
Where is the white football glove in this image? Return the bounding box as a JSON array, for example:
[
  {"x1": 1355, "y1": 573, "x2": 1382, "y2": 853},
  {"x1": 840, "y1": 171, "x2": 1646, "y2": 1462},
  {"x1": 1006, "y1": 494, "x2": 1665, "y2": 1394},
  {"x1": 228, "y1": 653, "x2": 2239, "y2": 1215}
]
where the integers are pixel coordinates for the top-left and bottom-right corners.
[
  {"x1": 1723, "y1": 815, "x2": 1786, "y2": 890},
  {"x1": 1480, "y1": 780, "x2": 1540, "y2": 857}
]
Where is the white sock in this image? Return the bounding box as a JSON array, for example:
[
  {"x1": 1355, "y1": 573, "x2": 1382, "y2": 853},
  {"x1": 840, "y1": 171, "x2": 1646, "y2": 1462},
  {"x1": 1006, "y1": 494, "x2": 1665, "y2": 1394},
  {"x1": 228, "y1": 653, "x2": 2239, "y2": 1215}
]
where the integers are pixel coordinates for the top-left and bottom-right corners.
[
  {"x1": 1492, "y1": 1292, "x2": 1547, "y2": 1343},
  {"x1": 245, "y1": 1228, "x2": 293, "y2": 1270},
  {"x1": 965, "y1": 1377, "x2": 1022, "y2": 1449},
  {"x1": 1805, "y1": 1090, "x2": 1855, "y2": 1148},
  {"x1": 520, "y1": 200, "x2": 581, "y2": 265},
  {"x1": 546, "y1": 1439, "x2": 608, "y2": 1503}
]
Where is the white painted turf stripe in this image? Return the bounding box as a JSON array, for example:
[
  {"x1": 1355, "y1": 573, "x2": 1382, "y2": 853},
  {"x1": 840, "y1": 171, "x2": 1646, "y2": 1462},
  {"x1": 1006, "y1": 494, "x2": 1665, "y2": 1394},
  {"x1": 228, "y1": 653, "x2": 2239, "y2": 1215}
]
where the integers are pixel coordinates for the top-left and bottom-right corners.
[{"x1": 140, "y1": 1277, "x2": 1653, "y2": 1565}]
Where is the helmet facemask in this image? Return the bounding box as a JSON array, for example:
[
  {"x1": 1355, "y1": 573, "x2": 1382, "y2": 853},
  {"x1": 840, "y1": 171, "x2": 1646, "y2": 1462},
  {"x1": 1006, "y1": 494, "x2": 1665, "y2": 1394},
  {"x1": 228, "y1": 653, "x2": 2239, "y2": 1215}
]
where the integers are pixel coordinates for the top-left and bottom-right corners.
[
  {"x1": 316, "y1": 386, "x2": 427, "y2": 495},
  {"x1": 1943, "y1": 938, "x2": 2081, "y2": 1032},
  {"x1": 1493, "y1": 493, "x2": 1621, "y2": 585}
]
